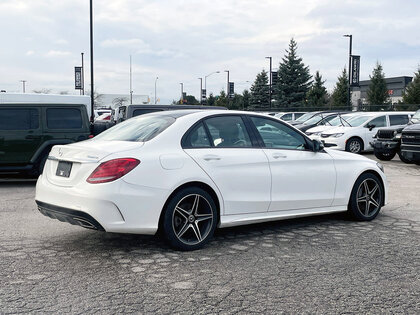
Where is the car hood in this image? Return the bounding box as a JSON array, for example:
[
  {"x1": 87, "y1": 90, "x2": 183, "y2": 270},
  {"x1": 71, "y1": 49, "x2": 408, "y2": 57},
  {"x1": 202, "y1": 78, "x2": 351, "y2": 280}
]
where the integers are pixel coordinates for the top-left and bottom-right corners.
[
  {"x1": 321, "y1": 126, "x2": 353, "y2": 135},
  {"x1": 307, "y1": 125, "x2": 340, "y2": 133},
  {"x1": 403, "y1": 123, "x2": 420, "y2": 132},
  {"x1": 325, "y1": 147, "x2": 372, "y2": 162}
]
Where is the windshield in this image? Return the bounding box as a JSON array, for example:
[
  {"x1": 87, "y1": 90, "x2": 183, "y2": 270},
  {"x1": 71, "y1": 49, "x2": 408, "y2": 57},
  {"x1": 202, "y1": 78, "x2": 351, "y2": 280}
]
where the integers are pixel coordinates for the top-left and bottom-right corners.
[
  {"x1": 302, "y1": 114, "x2": 323, "y2": 125},
  {"x1": 295, "y1": 112, "x2": 316, "y2": 122},
  {"x1": 326, "y1": 114, "x2": 353, "y2": 126},
  {"x1": 346, "y1": 115, "x2": 373, "y2": 127},
  {"x1": 93, "y1": 115, "x2": 175, "y2": 142},
  {"x1": 411, "y1": 110, "x2": 420, "y2": 123}
]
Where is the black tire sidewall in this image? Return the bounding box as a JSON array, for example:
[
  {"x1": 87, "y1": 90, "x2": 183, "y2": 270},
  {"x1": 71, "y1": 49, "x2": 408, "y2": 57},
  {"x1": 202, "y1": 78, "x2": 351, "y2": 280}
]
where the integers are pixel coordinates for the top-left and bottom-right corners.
[
  {"x1": 346, "y1": 137, "x2": 363, "y2": 154},
  {"x1": 374, "y1": 150, "x2": 396, "y2": 161},
  {"x1": 398, "y1": 151, "x2": 413, "y2": 164},
  {"x1": 348, "y1": 173, "x2": 383, "y2": 221},
  {"x1": 162, "y1": 187, "x2": 218, "y2": 251}
]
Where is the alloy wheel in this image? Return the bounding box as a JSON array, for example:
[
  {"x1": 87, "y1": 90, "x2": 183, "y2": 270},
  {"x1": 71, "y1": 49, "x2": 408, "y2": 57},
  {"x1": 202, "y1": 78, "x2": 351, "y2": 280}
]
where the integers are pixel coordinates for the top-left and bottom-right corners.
[
  {"x1": 349, "y1": 140, "x2": 361, "y2": 153},
  {"x1": 172, "y1": 194, "x2": 214, "y2": 246},
  {"x1": 356, "y1": 179, "x2": 381, "y2": 217}
]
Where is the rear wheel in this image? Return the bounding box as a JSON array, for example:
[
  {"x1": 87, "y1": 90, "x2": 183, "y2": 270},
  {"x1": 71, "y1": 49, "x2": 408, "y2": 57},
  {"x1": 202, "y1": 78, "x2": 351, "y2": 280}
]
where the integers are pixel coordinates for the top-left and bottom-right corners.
[
  {"x1": 346, "y1": 137, "x2": 363, "y2": 154},
  {"x1": 374, "y1": 150, "x2": 396, "y2": 161},
  {"x1": 162, "y1": 187, "x2": 218, "y2": 251},
  {"x1": 398, "y1": 151, "x2": 413, "y2": 164},
  {"x1": 348, "y1": 173, "x2": 383, "y2": 221}
]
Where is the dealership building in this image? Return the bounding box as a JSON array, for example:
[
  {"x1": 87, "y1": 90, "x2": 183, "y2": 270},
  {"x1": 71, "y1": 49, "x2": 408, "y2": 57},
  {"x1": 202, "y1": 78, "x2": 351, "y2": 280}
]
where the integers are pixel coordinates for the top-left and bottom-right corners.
[{"x1": 351, "y1": 76, "x2": 413, "y2": 107}]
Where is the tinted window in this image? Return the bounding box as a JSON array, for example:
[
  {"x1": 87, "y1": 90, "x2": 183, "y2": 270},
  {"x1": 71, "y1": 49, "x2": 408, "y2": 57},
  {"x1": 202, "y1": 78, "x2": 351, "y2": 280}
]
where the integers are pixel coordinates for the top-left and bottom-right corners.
[
  {"x1": 367, "y1": 116, "x2": 386, "y2": 128},
  {"x1": 280, "y1": 113, "x2": 293, "y2": 121},
  {"x1": 0, "y1": 108, "x2": 39, "y2": 130},
  {"x1": 250, "y1": 116, "x2": 307, "y2": 150},
  {"x1": 183, "y1": 123, "x2": 211, "y2": 148},
  {"x1": 204, "y1": 116, "x2": 252, "y2": 147},
  {"x1": 93, "y1": 115, "x2": 175, "y2": 142},
  {"x1": 132, "y1": 108, "x2": 164, "y2": 117},
  {"x1": 389, "y1": 115, "x2": 409, "y2": 126},
  {"x1": 294, "y1": 113, "x2": 305, "y2": 119},
  {"x1": 47, "y1": 108, "x2": 82, "y2": 129}
]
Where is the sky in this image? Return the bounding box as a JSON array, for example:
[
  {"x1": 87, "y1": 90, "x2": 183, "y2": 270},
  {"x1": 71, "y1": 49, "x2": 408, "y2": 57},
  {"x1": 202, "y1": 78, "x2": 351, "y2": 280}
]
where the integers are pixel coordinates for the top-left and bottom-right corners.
[{"x1": 0, "y1": 0, "x2": 419, "y2": 104}]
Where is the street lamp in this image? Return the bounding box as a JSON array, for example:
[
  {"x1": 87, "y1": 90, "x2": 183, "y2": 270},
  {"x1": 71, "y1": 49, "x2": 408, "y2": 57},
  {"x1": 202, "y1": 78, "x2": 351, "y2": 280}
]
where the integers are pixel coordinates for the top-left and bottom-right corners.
[
  {"x1": 20, "y1": 80, "x2": 26, "y2": 93},
  {"x1": 343, "y1": 34, "x2": 352, "y2": 110},
  {"x1": 154, "y1": 77, "x2": 158, "y2": 104},
  {"x1": 89, "y1": 0, "x2": 94, "y2": 122},
  {"x1": 180, "y1": 83, "x2": 184, "y2": 104},
  {"x1": 198, "y1": 78, "x2": 202, "y2": 105},
  {"x1": 204, "y1": 71, "x2": 220, "y2": 90},
  {"x1": 265, "y1": 56, "x2": 272, "y2": 109}
]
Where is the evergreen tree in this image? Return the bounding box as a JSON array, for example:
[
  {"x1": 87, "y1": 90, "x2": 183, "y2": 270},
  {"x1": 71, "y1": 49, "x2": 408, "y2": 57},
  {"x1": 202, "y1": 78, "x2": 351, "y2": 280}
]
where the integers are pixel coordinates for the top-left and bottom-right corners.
[
  {"x1": 330, "y1": 68, "x2": 349, "y2": 108},
  {"x1": 250, "y1": 69, "x2": 269, "y2": 108},
  {"x1": 275, "y1": 38, "x2": 312, "y2": 108},
  {"x1": 306, "y1": 71, "x2": 328, "y2": 109},
  {"x1": 215, "y1": 90, "x2": 228, "y2": 107},
  {"x1": 207, "y1": 93, "x2": 216, "y2": 106},
  {"x1": 402, "y1": 69, "x2": 420, "y2": 110},
  {"x1": 242, "y1": 89, "x2": 251, "y2": 110},
  {"x1": 366, "y1": 62, "x2": 389, "y2": 109}
]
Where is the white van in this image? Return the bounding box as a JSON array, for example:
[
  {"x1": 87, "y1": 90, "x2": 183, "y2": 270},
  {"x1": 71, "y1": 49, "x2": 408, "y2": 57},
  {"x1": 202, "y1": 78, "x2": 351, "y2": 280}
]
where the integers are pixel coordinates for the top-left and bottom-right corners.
[{"x1": 319, "y1": 111, "x2": 414, "y2": 153}]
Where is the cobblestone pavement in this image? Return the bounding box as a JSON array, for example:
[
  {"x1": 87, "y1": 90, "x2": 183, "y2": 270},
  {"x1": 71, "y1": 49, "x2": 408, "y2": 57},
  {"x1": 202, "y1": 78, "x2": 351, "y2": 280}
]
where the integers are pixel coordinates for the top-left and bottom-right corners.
[{"x1": 1, "y1": 155, "x2": 419, "y2": 314}]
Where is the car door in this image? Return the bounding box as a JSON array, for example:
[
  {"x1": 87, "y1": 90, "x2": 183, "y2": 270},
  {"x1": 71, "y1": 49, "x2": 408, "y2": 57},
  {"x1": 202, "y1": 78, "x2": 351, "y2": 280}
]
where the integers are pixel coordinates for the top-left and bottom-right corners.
[
  {"x1": 363, "y1": 115, "x2": 387, "y2": 150},
  {"x1": 183, "y1": 115, "x2": 271, "y2": 215},
  {"x1": 248, "y1": 115, "x2": 336, "y2": 211},
  {"x1": 0, "y1": 107, "x2": 42, "y2": 164}
]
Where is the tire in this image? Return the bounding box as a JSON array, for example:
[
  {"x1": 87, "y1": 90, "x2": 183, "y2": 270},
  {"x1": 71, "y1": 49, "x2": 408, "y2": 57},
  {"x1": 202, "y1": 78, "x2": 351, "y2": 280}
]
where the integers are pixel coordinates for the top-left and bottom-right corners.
[
  {"x1": 162, "y1": 187, "x2": 218, "y2": 251},
  {"x1": 397, "y1": 151, "x2": 413, "y2": 164},
  {"x1": 348, "y1": 173, "x2": 383, "y2": 221},
  {"x1": 346, "y1": 137, "x2": 363, "y2": 154},
  {"x1": 374, "y1": 150, "x2": 396, "y2": 161}
]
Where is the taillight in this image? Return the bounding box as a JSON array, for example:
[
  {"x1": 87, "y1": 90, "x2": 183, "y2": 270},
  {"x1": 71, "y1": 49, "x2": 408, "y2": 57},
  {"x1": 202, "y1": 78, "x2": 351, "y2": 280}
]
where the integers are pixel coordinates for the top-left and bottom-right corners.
[{"x1": 86, "y1": 158, "x2": 140, "y2": 184}]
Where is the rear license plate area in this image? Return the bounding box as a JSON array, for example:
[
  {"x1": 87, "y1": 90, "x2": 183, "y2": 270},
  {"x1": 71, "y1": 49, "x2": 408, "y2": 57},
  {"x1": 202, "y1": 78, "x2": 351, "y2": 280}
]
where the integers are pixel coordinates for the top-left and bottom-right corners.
[{"x1": 56, "y1": 161, "x2": 72, "y2": 178}]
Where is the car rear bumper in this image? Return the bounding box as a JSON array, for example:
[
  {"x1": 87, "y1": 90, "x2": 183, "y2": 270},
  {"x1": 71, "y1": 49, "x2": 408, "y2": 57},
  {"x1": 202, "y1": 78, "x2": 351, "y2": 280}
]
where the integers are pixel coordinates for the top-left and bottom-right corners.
[{"x1": 35, "y1": 174, "x2": 168, "y2": 235}]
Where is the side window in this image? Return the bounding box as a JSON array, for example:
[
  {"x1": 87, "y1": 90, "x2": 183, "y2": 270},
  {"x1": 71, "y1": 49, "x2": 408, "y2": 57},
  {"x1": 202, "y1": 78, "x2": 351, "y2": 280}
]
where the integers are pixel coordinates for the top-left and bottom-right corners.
[
  {"x1": 204, "y1": 116, "x2": 252, "y2": 147},
  {"x1": 183, "y1": 123, "x2": 211, "y2": 148},
  {"x1": 250, "y1": 116, "x2": 307, "y2": 150},
  {"x1": 0, "y1": 108, "x2": 39, "y2": 130},
  {"x1": 46, "y1": 108, "x2": 82, "y2": 129},
  {"x1": 389, "y1": 115, "x2": 409, "y2": 126},
  {"x1": 367, "y1": 116, "x2": 386, "y2": 128},
  {"x1": 295, "y1": 113, "x2": 305, "y2": 119},
  {"x1": 281, "y1": 113, "x2": 293, "y2": 121},
  {"x1": 318, "y1": 115, "x2": 337, "y2": 126}
]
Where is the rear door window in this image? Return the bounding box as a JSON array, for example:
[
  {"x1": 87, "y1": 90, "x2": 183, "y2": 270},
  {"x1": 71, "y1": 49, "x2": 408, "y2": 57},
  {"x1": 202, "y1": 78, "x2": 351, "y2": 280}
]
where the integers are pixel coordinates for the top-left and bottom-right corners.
[
  {"x1": 204, "y1": 116, "x2": 252, "y2": 147},
  {"x1": 367, "y1": 116, "x2": 386, "y2": 128},
  {"x1": 389, "y1": 115, "x2": 409, "y2": 126},
  {"x1": 0, "y1": 108, "x2": 39, "y2": 130},
  {"x1": 46, "y1": 108, "x2": 82, "y2": 129}
]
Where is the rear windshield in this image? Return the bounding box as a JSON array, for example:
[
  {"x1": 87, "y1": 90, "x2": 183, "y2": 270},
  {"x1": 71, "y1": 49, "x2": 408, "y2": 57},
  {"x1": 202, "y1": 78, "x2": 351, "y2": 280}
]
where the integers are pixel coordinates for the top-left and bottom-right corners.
[{"x1": 93, "y1": 115, "x2": 175, "y2": 142}]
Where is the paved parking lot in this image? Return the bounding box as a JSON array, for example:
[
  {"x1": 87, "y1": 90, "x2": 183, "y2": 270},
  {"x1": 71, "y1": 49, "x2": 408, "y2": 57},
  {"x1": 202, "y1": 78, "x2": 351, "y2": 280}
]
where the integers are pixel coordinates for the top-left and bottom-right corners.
[{"x1": 1, "y1": 154, "x2": 419, "y2": 314}]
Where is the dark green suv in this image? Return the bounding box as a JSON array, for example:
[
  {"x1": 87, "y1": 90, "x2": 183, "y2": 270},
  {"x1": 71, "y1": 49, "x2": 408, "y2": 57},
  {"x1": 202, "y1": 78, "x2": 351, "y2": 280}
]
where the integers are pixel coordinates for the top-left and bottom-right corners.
[{"x1": 0, "y1": 103, "x2": 90, "y2": 178}]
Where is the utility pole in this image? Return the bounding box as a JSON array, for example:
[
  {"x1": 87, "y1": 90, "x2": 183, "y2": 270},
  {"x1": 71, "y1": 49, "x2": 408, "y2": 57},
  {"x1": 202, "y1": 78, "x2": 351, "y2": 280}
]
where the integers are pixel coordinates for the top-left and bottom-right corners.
[
  {"x1": 343, "y1": 34, "x2": 352, "y2": 110},
  {"x1": 265, "y1": 56, "x2": 272, "y2": 109},
  {"x1": 81, "y1": 53, "x2": 84, "y2": 95},
  {"x1": 130, "y1": 55, "x2": 133, "y2": 104},
  {"x1": 198, "y1": 77, "x2": 202, "y2": 105},
  {"x1": 224, "y1": 70, "x2": 229, "y2": 96},
  {"x1": 89, "y1": 0, "x2": 94, "y2": 122},
  {"x1": 180, "y1": 83, "x2": 184, "y2": 104},
  {"x1": 154, "y1": 77, "x2": 158, "y2": 104},
  {"x1": 20, "y1": 80, "x2": 26, "y2": 93}
]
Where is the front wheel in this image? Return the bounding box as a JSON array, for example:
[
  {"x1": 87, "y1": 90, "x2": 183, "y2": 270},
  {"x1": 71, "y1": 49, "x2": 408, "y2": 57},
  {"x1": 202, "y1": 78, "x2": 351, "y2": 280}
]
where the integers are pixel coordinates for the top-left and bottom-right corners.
[
  {"x1": 162, "y1": 187, "x2": 218, "y2": 251},
  {"x1": 374, "y1": 150, "x2": 396, "y2": 161},
  {"x1": 348, "y1": 173, "x2": 383, "y2": 221},
  {"x1": 346, "y1": 138, "x2": 363, "y2": 154}
]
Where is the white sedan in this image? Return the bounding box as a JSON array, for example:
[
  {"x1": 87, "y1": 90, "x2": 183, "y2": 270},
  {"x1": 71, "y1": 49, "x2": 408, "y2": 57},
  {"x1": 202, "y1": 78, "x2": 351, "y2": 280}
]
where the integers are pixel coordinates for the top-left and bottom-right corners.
[{"x1": 36, "y1": 110, "x2": 387, "y2": 250}]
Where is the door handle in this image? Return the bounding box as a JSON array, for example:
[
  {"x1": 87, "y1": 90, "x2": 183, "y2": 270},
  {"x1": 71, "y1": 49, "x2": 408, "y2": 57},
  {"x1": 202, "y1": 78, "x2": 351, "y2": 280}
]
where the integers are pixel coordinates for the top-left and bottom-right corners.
[
  {"x1": 203, "y1": 155, "x2": 221, "y2": 161},
  {"x1": 25, "y1": 135, "x2": 41, "y2": 140},
  {"x1": 272, "y1": 152, "x2": 287, "y2": 159}
]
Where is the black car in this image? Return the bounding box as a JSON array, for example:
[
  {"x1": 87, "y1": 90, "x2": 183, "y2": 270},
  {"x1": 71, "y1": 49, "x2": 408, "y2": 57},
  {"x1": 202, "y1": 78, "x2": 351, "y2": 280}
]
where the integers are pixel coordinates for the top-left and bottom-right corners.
[
  {"x1": 293, "y1": 112, "x2": 350, "y2": 132},
  {"x1": 372, "y1": 109, "x2": 420, "y2": 163}
]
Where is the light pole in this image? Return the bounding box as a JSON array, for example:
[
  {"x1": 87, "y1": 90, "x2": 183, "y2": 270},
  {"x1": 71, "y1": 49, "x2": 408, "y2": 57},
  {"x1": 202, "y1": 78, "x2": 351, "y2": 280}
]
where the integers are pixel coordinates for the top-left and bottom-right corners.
[
  {"x1": 180, "y1": 83, "x2": 184, "y2": 104},
  {"x1": 204, "y1": 71, "x2": 220, "y2": 90},
  {"x1": 81, "y1": 52, "x2": 84, "y2": 95},
  {"x1": 224, "y1": 70, "x2": 229, "y2": 96},
  {"x1": 343, "y1": 34, "x2": 352, "y2": 110},
  {"x1": 129, "y1": 55, "x2": 133, "y2": 104},
  {"x1": 154, "y1": 77, "x2": 158, "y2": 104},
  {"x1": 20, "y1": 80, "x2": 26, "y2": 93},
  {"x1": 198, "y1": 78, "x2": 202, "y2": 105},
  {"x1": 265, "y1": 56, "x2": 272, "y2": 109},
  {"x1": 89, "y1": 0, "x2": 94, "y2": 122}
]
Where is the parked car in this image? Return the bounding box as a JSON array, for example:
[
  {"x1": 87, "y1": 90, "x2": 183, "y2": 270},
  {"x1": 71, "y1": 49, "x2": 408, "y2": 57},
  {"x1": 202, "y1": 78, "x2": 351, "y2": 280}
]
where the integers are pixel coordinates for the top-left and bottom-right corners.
[
  {"x1": 287, "y1": 111, "x2": 339, "y2": 126},
  {"x1": 371, "y1": 110, "x2": 418, "y2": 161},
  {"x1": 400, "y1": 110, "x2": 420, "y2": 165},
  {"x1": 320, "y1": 112, "x2": 414, "y2": 154},
  {"x1": 94, "y1": 109, "x2": 112, "y2": 120},
  {"x1": 305, "y1": 113, "x2": 359, "y2": 139},
  {"x1": 294, "y1": 112, "x2": 350, "y2": 132},
  {"x1": 274, "y1": 112, "x2": 306, "y2": 121},
  {"x1": 113, "y1": 104, "x2": 226, "y2": 123},
  {"x1": 35, "y1": 110, "x2": 387, "y2": 251},
  {"x1": 0, "y1": 103, "x2": 91, "y2": 177}
]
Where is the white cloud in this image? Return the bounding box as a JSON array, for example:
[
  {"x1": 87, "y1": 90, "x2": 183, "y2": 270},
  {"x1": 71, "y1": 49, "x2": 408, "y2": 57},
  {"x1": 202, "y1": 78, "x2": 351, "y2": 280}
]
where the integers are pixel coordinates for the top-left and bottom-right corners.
[
  {"x1": 45, "y1": 50, "x2": 72, "y2": 57},
  {"x1": 100, "y1": 38, "x2": 147, "y2": 48},
  {"x1": 26, "y1": 50, "x2": 35, "y2": 56}
]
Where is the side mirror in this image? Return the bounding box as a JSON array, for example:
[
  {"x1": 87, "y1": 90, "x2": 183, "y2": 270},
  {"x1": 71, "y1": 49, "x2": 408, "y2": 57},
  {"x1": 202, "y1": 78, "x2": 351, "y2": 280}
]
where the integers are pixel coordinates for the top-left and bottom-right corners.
[
  {"x1": 367, "y1": 124, "x2": 376, "y2": 131},
  {"x1": 312, "y1": 139, "x2": 324, "y2": 152}
]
